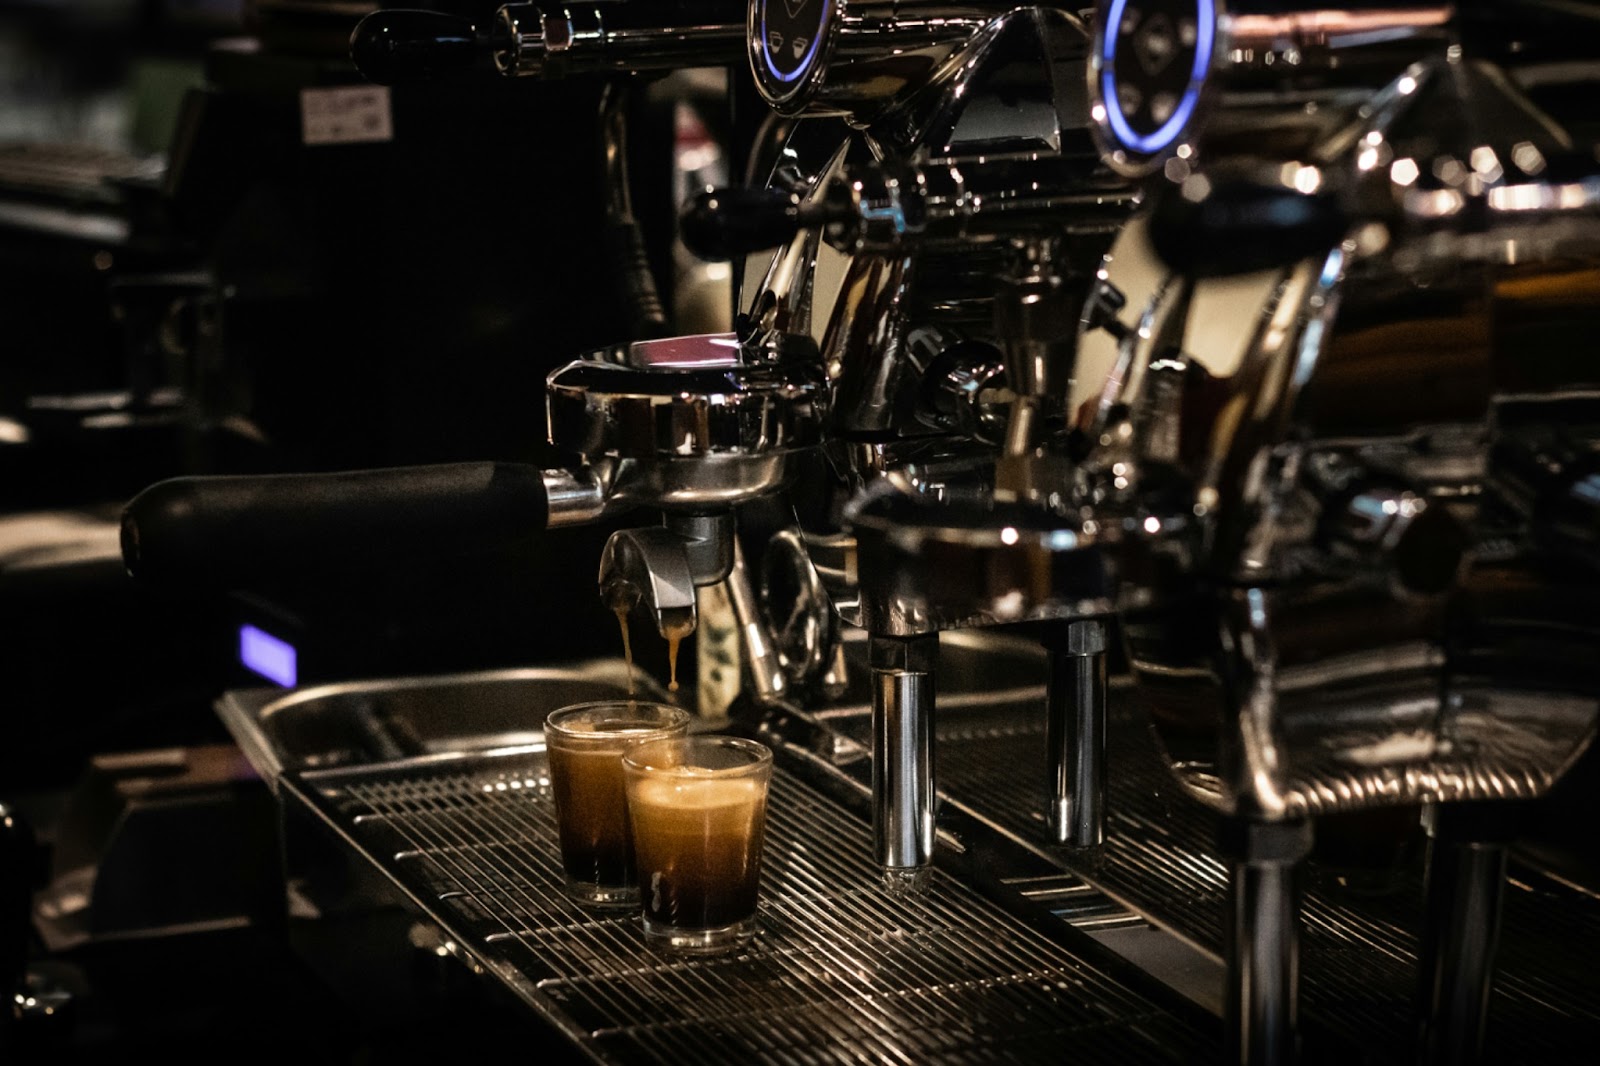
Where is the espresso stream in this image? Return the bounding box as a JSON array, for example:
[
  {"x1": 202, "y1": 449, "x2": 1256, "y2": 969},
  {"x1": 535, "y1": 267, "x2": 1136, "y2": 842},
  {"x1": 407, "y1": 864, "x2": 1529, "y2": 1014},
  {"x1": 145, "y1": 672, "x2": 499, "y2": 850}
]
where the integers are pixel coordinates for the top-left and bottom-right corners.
[{"x1": 614, "y1": 605, "x2": 694, "y2": 694}]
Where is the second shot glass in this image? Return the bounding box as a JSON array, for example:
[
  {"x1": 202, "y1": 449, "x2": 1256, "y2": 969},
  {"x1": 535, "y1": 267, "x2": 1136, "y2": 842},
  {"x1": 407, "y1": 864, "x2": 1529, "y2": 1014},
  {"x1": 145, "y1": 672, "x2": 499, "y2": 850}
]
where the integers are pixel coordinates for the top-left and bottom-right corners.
[{"x1": 622, "y1": 734, "x2": 773, "y2": 954}]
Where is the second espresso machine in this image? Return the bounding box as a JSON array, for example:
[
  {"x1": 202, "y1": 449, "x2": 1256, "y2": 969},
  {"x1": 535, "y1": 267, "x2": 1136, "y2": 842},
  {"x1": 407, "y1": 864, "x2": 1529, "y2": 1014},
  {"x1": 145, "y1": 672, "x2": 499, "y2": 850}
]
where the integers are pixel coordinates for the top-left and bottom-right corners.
[{"x1": 82, "y1": 0, "x2": 1600, "y2": 1064}]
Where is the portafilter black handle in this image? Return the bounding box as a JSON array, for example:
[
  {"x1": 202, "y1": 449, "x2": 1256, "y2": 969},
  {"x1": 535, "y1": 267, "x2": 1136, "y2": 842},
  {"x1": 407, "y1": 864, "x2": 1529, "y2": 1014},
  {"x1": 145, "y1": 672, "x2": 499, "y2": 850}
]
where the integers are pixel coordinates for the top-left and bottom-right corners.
[
  {"x1": 349, "y1": 9, "x2": 501, "y2": 86},
  {"x1": 121, "y1": 463, "x2": 551, "y2": 594}
]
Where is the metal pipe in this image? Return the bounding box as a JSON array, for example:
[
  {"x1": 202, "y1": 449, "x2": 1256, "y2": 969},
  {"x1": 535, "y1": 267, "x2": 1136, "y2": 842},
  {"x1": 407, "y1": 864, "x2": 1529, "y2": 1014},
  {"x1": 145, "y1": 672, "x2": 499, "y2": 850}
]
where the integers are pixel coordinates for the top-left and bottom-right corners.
[
  {"x1": 1222, "y1": 817, "x2": 1313, "y2": 1066},
  {"x1": 1417, "y1": 803, "x2": 1516, "y2": 1066},
  {"x1": 722, "y1": 537, "x2": 790, "y2": 705},
  {"x1": 871, "y1": 633, "x2": 939, "y2": 892},
  {"x1": 1047, "y1": 619, "x2": 1108, "y2": 847}
]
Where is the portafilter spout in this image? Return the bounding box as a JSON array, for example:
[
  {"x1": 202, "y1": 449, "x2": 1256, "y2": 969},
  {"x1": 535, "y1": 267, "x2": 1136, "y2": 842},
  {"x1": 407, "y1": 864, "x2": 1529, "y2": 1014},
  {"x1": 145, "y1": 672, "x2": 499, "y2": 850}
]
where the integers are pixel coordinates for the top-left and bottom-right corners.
[{"x1": 598, "y1": 514, "x2": 734, "y2": 642}]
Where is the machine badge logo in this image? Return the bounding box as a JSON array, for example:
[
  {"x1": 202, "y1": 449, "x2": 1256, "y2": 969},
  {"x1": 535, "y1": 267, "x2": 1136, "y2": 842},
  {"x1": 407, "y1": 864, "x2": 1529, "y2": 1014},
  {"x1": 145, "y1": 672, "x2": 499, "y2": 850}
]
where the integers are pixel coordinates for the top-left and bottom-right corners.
[{"x1": 1134, "y1": 13, "x2": 1177, "y2": 75}]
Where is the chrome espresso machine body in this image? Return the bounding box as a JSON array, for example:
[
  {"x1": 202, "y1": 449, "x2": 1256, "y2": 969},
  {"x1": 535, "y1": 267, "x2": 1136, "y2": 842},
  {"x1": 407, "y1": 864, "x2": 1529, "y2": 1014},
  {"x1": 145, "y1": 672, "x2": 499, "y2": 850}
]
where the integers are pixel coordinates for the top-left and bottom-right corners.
[
  {"x1": 1067, "y1": 1, "x2": 1600, "y2": 1061},
  {"x1": 51, "y1": 1, "x2": 1600, "y2": 1064},
  {"x1": 692, "y1": 0, "x2": 1600, "y2": 1061}
]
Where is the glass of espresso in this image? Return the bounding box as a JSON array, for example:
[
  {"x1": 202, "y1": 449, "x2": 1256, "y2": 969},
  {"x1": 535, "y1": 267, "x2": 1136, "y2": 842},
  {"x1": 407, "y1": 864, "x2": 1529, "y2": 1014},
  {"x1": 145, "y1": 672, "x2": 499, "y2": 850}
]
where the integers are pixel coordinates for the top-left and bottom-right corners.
[
  {"x1": 622, "y1": 734, "x2": 772, "y2": 955},
  {"x1": 543, "y1": 700, "x2": 691, "y2": 908}
]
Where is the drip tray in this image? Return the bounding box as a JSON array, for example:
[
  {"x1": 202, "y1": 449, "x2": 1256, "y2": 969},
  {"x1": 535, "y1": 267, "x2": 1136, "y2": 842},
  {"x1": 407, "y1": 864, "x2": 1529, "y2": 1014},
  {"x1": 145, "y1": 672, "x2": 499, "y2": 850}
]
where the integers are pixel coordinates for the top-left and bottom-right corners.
[
  {"x1": 801, "y1": 653, "x2": 1600, "y2": 1065},
  {"x1": 277, "y1": 744, "x2": 1222, "y2": 1065},
  {"x1": 930, "y1": 697, "x2": 1600, "y2": 1062}
]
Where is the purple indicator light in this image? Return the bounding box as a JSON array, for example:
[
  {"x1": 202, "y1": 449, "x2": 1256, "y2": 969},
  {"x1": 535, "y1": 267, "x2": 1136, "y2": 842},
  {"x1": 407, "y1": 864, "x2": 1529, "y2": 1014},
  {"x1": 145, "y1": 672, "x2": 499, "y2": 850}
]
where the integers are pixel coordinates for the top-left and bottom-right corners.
[
  {"x1": 240, "y1": 624, "x2": 298, "y2": 687},
  {"x1": 1101, "y1": 0, "x2": 1214, "y2": 157}
]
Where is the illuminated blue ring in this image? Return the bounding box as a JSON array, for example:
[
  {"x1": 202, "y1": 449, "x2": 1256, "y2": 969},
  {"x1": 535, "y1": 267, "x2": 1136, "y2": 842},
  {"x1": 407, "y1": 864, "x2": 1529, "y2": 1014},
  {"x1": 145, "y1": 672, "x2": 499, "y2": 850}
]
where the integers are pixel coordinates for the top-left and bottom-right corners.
[
  {"x1": 759, "y1": 0, "x2": 832, "y2": 85},
  {"x1": 1100, "y1": 0, "x2": 1215, "y2": 156}
]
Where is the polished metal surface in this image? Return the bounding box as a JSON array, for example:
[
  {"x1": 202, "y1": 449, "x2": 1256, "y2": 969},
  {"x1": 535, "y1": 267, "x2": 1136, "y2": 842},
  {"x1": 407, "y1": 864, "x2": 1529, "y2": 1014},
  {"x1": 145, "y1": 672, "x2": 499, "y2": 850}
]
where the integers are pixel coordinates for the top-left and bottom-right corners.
[
  {"x1": 752, "y1": 527, "x2": 836, "y2": 699},
  {"x1": 545, "y1": 350, "x2": 825, "y2": 510},
  {"x1": 845, "y1": 487, "x2": 1122, "y2": 636},
  {"x1": 1417, "y1": 834, "x2": 1508, "y2": 1065},
  {"x1": 274, "y1": 735, "x2": 1222, "y2": 1065},
  {"x1": 722, "y1": 536, "x2": 794, "y2": 704},
  {"x1": 496, "y1": 3, "x2": 745, "y2": 78},
  {"x1": 869, "y1": 633, "x2": 938, "y2": 886},
  {"x1": 1222, "y1": 819, "x2": 1313, "y2": 1066},
  {"x1": 541, "y1": 467, "x2": 608, "y2": 527},
  {"x1": 719, "y1": 3, "x2": 1145, "y2": 892},
  {"x1": 599, "y1": 514, "x2": 735, "y2": 637},
  {"x1": 1068, "y1": 14, "x2": 1600, "y2": 1048},
  {"x1": 1046, "y1": 620, "x2": 1109, "y2": 847},
  {"x1": 1075, "y1": 49, "x2": 1600, "y2": 822}
]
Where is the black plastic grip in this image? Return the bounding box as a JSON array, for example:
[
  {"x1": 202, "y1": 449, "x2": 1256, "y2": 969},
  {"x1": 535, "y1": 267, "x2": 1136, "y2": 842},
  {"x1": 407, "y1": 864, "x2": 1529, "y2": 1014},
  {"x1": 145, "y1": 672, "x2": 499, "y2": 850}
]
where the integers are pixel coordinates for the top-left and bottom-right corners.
[
  {"x1": 120, "y1": 462, "x2": 551, "y2": 593},
  {"x1": 349, "y1": 9, "x2": 496, "y2": 86},
  {"x1": 1147, "y1": 176, "x2": 1349, "y2": 278},
  {"x1": 679, "y1": 186, "x2": 810, "y2": 260}
]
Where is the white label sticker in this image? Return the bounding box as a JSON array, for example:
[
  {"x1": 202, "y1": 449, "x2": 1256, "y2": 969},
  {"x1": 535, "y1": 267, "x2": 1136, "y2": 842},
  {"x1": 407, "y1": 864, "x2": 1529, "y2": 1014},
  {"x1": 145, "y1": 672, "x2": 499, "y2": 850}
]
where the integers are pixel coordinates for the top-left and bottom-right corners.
[{"x1": 300, "y1": 86, "x2": 394, "y2": 146}]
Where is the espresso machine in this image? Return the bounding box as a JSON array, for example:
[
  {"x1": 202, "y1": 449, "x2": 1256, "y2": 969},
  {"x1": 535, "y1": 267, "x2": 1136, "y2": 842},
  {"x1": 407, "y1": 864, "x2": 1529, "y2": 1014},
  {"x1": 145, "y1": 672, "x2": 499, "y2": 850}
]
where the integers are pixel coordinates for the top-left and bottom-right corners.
[
  {"x1": 1065, "y1": 2, "x2": 1600, "y2": 1062},
  {"x1": 13, "y1": 1, "x2": 1600, "y2": 1064},
  {"x1": 92, "y1": 2, "x2": 1231, "y2": 1061},
  {"x1": 659, "y1": 0, "x2": 1600, "y2": 1061}
]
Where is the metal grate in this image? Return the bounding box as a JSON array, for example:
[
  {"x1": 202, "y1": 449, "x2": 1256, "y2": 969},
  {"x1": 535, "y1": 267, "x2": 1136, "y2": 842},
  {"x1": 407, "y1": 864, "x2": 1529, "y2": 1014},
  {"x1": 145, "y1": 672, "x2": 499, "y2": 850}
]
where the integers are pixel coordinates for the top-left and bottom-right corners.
[
  {"x1": 934, "y1": 699, "x2": 1600, "y2": 1063},
  {"x1": 315, "y1": 752, "x2": 1220, "y2": 1066}
]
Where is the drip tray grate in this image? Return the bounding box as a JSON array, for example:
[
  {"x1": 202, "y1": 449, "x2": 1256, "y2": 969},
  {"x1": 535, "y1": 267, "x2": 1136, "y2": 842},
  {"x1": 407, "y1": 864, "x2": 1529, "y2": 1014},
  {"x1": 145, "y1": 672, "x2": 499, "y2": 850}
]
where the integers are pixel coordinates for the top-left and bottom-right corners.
[
  {"x1": 295, "y1": 750, "x2": 1219, "y2": 1065},
  {"x1": 933, "y1": 701, "x2": 1600, "y2": 1063}
]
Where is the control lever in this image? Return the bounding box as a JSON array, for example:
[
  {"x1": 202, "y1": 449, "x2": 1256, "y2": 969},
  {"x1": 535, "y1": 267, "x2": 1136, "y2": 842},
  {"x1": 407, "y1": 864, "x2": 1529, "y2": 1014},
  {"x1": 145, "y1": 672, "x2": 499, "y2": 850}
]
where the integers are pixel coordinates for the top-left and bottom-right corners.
[
  {"x1": 348, "y1": 10, "x2": 502, "y2": 85},
  {"x1": 1147, "y1": 171, "x2": 1349, "y2": 278},
  {"x1": 679, "y1": 186, "x2": 852, "y2": 259}
]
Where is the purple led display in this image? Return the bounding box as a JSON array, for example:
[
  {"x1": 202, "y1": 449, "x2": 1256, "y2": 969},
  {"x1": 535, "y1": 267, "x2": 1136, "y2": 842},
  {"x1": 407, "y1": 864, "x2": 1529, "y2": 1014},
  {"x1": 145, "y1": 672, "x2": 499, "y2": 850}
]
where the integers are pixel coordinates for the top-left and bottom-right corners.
[{"x1": 239, "y1": 624, "x2": 298, "y2": 687}]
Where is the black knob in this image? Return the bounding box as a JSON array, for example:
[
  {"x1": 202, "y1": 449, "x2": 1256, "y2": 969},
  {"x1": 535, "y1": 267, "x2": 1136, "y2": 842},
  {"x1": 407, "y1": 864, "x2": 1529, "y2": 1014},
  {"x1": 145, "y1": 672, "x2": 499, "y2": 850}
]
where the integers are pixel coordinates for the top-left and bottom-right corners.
[
  {"x1": 679, "y1": 186, "x2": 821, "y2": 260},
  {"x1": 349, "y1": 9, "x2": 498, "y2": 86}
]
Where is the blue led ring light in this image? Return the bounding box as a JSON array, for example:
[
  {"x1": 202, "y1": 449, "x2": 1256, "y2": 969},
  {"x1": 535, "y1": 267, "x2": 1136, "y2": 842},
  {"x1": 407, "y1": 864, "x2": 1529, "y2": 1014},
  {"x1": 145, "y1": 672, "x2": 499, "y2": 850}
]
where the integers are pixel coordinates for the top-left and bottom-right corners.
[
  {"x1": 1101, "y1": 0, "x2": 1215, "y2": 157},
  {"x1": 759, "y1": 0, "x2": 833, "y2": 85}
]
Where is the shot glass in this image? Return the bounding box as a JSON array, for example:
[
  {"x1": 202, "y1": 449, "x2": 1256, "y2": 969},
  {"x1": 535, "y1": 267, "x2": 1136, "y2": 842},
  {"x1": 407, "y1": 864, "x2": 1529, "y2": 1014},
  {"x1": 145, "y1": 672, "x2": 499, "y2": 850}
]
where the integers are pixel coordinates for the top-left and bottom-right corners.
[
  {"x1": 622, "y1": 734, "x2": 773, "y2": 954},
  {"x1": 543, "y1": 700, "x2": 691, "y2": 908}
]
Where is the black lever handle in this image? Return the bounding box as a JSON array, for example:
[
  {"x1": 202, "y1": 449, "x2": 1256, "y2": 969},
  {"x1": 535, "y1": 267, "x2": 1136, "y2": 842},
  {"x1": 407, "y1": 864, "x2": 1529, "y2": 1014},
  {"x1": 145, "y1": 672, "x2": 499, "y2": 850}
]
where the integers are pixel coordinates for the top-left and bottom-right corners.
[
  {"x1": 1147, "y1": 173, "x2": 1350, "y2": 278},
  {"x1": 349, "y1": 9, "x2": 500, "y2": 86},
  {"x1": 121, "y1": 462, "x2": 552, "y2": 594},
  {"x1": 680, "y1": 187, "x2": 807, "y2": 260},
  {"x1": 679, "y1": 186, "x2": 849, "y2": 260}
]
